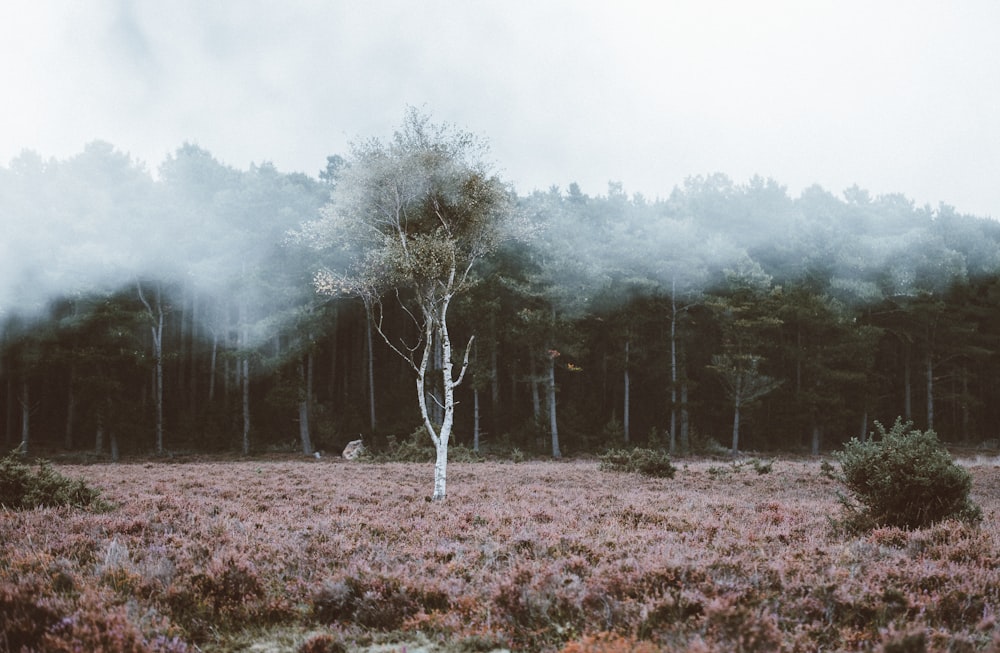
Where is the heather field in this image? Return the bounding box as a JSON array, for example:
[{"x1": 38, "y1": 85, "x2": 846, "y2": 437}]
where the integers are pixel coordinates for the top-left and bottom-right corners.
[{"x1": 3, "y1": 457, "x2": 1000, "y2": 652}]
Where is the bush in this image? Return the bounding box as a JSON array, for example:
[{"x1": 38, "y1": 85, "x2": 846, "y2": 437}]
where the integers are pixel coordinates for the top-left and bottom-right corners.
[
  {"x1": 0, "y1": 453, "x2": 107, "y2": 510},
  {"x1": 835, "y1": 418, "x2": 981, "y2": 531},
  {"x1": 370, "y1": 426, "x2": 435, "y2": 462},
  {"x1": 600, "y1": 448, "x2": 676, "y2": 479}
]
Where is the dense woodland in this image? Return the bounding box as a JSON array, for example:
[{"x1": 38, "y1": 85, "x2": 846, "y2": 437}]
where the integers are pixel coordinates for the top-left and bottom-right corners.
[{"x1": 2, "y1": 140, "x2": 1000, "y2": 459}]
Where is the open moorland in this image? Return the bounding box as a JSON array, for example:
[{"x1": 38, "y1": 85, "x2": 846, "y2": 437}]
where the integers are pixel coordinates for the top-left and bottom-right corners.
[{"x1": 3, "y1": 457, "x2": 1000, "y2": 652}]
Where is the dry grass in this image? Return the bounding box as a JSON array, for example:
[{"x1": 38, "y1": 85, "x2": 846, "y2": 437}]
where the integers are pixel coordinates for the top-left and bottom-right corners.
[{"x1": 2, "y1": 456, "x2": 999, "y2": 652}]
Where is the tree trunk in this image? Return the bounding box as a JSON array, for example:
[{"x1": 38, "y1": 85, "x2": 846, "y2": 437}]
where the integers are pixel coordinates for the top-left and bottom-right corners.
[
  {"x1": 19, "y1": 375, "x2": 29, "y2": 456},
  {"x1": 623, "y1": 340, "x2": 630, "y2": 444},
  {"x1": 155, "y1": 320, "x2": 164, "y2": 453},
  {"x1": 811, "y1": 423, "x2": 821, "y2": 455},
  {"x1": 433, "y1": 435, "x2": 449, "y2": 501},
  {"x1": 669, "y1": 289, "x2": 678, "y2": 454},
  {"x1": 5, "y1": 373, "x2": 13, "y2": 448},
  {"x1": 208, "y1": 328, "x2": 218, "y2": 403},
  {"x1": 110, "y1": 430, "x2": 120, "y2": 463},
  {"x1": 366, "y1": 309, "x2": 377, "y2": 432},
  {"x1": 64, "y1": 366, "x2": 76, "y2": 450},
  {"x1": 680, "y1": 380, "x2": 689, "y2": 454},
  {"x1": 473, "y1": 384, "x2": 481, "y2": 453},
  {"x1": 961, "y1": 367, "x2": 971, "y2": 443},
  {"x1": 548, "y1": 353, "x2": 561, "y2": 459},
  {"x1": 903, "y1": 345, "x2": 912, "y2": 422},
  {"x1": 298, "y1": 356, "x2": 314, "y2": 456},
  {"x1": 926, "y1": 354, "x2": 934, "y2": 431},
  {"x1": 240, "y1": 300, "x2": 251, "y2": 456},
  {"x1": 530, "y1": 355, "x2": 541, "y2": 421},
  {"x1": 95, "y1": 413, "x2": 104, "y2": 456},
  {"x1": 860, "y1": 410, "x2": 869, "y2": 441},
  {"x1": 328, "y1": 302, "x2": 339, "y2": 402},
  {"x1": 137, "y1": 282, "x2": 165, "y2": 454},
  {"x1": 490, "y1": 333, "x2": 500, "y2": 435},
  {"x1": 189, "y1": 293, "x2": 199, "y2": 414},
  {"x1": 730, "y1": 397, "x2": 741, "y2": 458}
]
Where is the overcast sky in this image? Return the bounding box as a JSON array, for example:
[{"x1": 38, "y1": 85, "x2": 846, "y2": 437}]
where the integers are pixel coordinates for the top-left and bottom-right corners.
[{"x1": 2, "y1": 1, "x2": 999, "y2": 218}]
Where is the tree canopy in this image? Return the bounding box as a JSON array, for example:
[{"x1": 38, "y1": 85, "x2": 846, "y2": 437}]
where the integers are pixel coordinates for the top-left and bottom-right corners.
[{"x1": 2, "y1": 133, "x2": 1000, "y2": 463}]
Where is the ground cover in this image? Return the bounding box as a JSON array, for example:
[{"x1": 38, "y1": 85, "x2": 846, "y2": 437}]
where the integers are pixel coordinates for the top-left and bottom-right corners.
[{"x1": 2, "y1": 456, "x2": 999, "y2": 652}]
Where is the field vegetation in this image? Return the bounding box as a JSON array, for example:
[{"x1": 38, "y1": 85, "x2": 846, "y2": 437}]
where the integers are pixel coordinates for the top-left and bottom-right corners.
[{"x1": 3, "y1": 455, "x2": 1000, "y2": 652}]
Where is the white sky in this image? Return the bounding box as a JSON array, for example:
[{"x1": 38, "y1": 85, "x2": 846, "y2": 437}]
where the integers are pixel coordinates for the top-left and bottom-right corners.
[{"x1": 2, "y1": 0, "x2": 999, "y2": 217}]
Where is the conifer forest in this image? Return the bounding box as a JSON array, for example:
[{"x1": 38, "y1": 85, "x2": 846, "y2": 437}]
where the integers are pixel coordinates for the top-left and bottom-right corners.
[{"x1": 2, "y1": 133, "x2": 1000, "y2": 462}]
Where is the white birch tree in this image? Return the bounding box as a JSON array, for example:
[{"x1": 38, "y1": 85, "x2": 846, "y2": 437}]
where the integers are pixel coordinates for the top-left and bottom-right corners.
[{"x1": 303, "y1": 109, "x2": 518, "y2": 501}]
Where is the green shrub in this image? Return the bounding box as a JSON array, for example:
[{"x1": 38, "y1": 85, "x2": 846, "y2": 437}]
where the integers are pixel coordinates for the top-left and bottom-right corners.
[
  {"x1": 0, "y1": 453, "x2": 107, "y2": 510},
  {"x1": 600, "y1": 448, "x2": 676, "y2": 479},
  {"x1": 369, "y1": 426, "x2": 435, "y2": 463},
  {"x1": 835, "y1": 418, "x2": 981, "y2": 531}
]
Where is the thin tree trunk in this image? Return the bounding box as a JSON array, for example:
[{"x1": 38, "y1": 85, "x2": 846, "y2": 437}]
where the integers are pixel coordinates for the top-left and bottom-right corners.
[
  {"x1": 860, "y1": 410, "x2": 869, "y2": 441},
  {"x1": 19, "y1": 375, "x2": 29, "y2": 456},
  {"x1": 223, "y1": 339, "x2": 230, "y2": 407},
  {"x1": 95, "y1": 412, "x2": 104, "y2": 456},
  {"x1": 366, "y1": 309, "x2": 376, "y2": 432},
  {"x1": 137, "y1": 282, "x2": 165, "y2": 454},
  {"x1": 155, "y1": 319, "x2": 164, "y2": 453},
  {"x1": 110, "y1": 430, "x2": 119, "y2": 462},
  {"x1": 189, "y1": 293, "x2": 198, "y2": 414},
  {"x1": 623, "y1": 339, "x2": 630, "y2": 444},
  {"x1": 530, "y1": 355, "x2": 541, "y2": 421},
  {"x1": 329, "y1": 303, "x2": 339, "y2": 402},
  {"x1": 926, "y1": 354, "x2": 934, "y2": 431},
  {"x1": 961, "y1": 367, "x2": 970, "y2": 443},
  {"x1": 65, "y1": 366, "x2": 76, "y2": 449},
  {"x1": 240, "y1": 300, "x2": 251, "y2": 456},
  {"x1": 473, "y1": 384, "x2": 481, "y2": 453},
  {"x1": 680, "y1": 380, "x2": 689, "y2": 454},
  {"x1": 241, "y1": 356, "x2": 250, "y2": 455},
  {"x1": 548, "y1": 353, "x2": 561, "y2": 459},
  {"x1": 730, "y1": 395, "x2": 741, "y2": 458},
  {"x1": 431, "y1": 338, "x2": 444, "y2": 426},
  {"x1": 903, "y1": 345, "x2": 912, "y2": 422},
  {"x1": 298, "y1": 356, "x2": 313, "y2": 456},
  {"x1": 208, "y1": 328, "x2": 218, "y2": 403},
  {"x1": 811, "y1": 422, "x2": 821, "y2": 455},
  {"x1": 669, "y1": 286, "x2": 678, "y2": 454},
  {"x1": 5, "y1": 373, "x2": 13, "y2": 448},
  {"x1": 179, "y1": 286, "x2": 188, "y2": 406},
  {"x1": 490, "y1": 341, "x2": 500, "y2": 435}
]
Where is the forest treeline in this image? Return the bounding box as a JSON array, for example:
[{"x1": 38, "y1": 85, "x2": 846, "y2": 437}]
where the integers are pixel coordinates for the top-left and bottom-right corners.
[{"x1": 2, "y1": 141, "x2": 999, "y2": 458}]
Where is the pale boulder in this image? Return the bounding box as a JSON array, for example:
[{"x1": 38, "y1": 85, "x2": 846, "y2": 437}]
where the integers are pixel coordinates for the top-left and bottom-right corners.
[{"x1": 342, "y1": 439, "x2": 365, "y2": 460}]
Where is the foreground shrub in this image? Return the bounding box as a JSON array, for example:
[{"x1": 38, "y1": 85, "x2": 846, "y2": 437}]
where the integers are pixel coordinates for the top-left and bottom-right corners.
[
  {"x1": 836, "y1": 418, "x2": 981, "y2": 531},
  {"x1": 600, "y1": 448, "x2": 676, "y2": 479},
  {"x1": 369, "y1": 426, "x2": 435, "y2": 462},
  {"x1": 0, "y1": 453, "x2": 106, "y2": 510}
]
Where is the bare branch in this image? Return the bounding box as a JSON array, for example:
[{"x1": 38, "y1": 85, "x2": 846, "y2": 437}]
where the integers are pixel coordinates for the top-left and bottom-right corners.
[{"x1": 453, "y1": 334, "x2": 476, "y2": 387}]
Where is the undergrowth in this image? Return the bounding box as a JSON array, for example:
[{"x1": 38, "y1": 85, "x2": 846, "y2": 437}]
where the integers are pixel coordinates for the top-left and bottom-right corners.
[
  {"x1": 836, "y1": 418, "x2": 982, "y2": 531},
  {"x1": 0, "y1": 452, "x2": 108, "y2": 510}
]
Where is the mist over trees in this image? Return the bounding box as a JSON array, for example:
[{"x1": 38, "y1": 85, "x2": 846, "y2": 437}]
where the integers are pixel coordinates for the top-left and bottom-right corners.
[{"x1": 3, "y1": 133, "x2": 1000, "y2": 460}]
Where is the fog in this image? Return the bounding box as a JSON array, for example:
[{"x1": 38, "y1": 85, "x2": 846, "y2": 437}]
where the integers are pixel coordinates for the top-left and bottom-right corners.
[
  {"x1": 0, "y1": 143, "x2": 329, "y2": 350},
  {"x1": 2, "y1": 2, "x2": 999, "y2": 218}
]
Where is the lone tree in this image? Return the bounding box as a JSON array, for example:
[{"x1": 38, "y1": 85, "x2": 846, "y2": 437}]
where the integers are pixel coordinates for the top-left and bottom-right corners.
[{"x1": 307, "y1": 108, "x2": 517, "y2": 501}]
